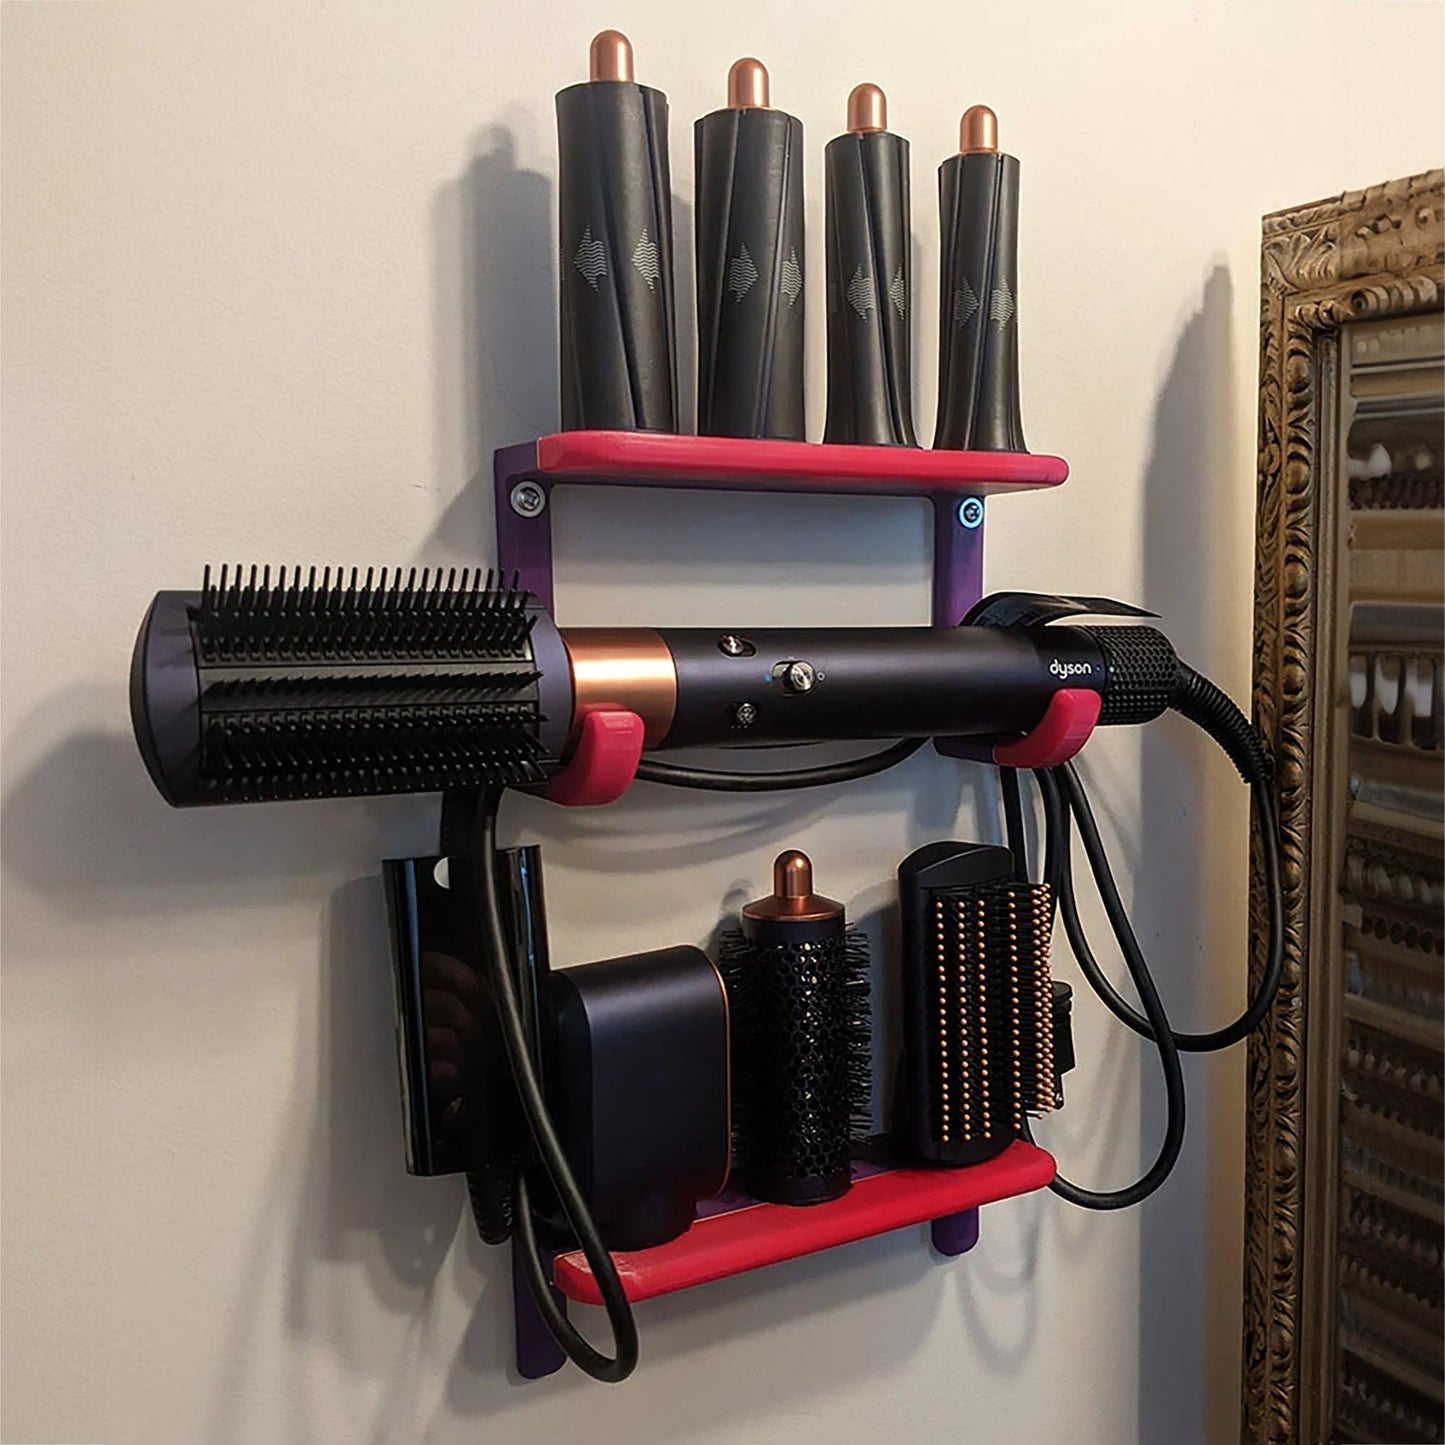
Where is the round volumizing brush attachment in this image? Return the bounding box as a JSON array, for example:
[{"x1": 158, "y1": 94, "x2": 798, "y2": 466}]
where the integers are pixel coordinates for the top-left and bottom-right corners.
[
  {"x1": 718, "y1": 851, "x2": 871, "y2": 1206},
  {"x1": 129, "y1": 565, "x2": 574, "y2": 806}
]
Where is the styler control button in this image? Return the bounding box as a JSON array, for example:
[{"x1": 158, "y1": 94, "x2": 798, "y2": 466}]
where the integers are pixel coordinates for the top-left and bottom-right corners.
[
  {"x1": 718, "y1": 634, "x2": 755, "y2": 657},
  {"x1": 781, "y1": 661, "x2": 816, "y2": 694}
]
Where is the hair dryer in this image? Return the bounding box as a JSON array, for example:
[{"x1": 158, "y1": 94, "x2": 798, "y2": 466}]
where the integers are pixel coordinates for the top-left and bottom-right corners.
[{"x1": 128, "y1": 565, "x2": 1181, "y2": 807}]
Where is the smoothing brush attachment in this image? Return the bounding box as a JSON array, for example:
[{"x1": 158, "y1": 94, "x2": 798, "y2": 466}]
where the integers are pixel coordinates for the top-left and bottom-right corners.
[
  {"x1": 130, "y1": 565, "x2": 572, "y2": 806},
  {"x1": 898, "y1": 843, "x2": 1058, "y2": 1166},
  {"x1": 718, "y1": 851, "x2": 871, "y2": 1206},
  {"x1": 931, "y1": 882, "x2": 1055, "y2": 1140}
]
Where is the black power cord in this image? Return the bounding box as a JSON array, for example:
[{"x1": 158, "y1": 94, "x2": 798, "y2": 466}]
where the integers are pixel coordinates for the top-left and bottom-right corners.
[
  {"x1": 1027, "y1": 767, "x2": 1187, "y2": 1208},
  {"x1": 634, "y1": 738, "x2": 926, "y2": 792},
  {"x1": 470, "y1": 788, "x2": 639, "y2": 1383},
  {"x1": 1005, "y1": 659, "x2": 1283, "y2": 1209}
]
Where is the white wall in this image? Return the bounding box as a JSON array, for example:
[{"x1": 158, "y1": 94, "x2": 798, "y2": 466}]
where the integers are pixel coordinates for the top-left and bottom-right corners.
[{"x1": 2, "y1": 3, "x2": 1439, "y2": 1442}]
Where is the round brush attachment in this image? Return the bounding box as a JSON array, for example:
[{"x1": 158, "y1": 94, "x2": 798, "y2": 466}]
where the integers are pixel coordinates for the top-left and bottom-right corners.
[
  {"x1": 694, "y1": 59, "x2": 806, "y2": 439},
  {"x1": 556, "y1": 31, "x2": 679, "y2": 431},
  {"x1": 719, "y1": 851, "x2": 871, "y2": 1205},
  {"x1": 823, "y1": 84, "x2": 916, "y2": 446}
]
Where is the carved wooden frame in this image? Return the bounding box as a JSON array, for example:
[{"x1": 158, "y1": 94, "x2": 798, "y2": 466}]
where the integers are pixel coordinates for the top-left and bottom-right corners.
[{"x1": 1242, "y1": 169, "x2": 1444, "y2": 1444}]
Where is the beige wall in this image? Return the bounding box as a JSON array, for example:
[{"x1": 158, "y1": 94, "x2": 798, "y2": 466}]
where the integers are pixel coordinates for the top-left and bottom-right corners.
[{"x1": 2, "y1": 3, "x2": 1440, "y2": 1442}]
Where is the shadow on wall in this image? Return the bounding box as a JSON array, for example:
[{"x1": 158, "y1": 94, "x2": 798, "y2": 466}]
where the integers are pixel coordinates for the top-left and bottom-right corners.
[
  {"x1": 1135, "y1": 263, "x2": 1240, "y2": 1445},
  {"x1": 429, "y1": 121, "x2": 558, "y2": 561},
  {"x1": 199, "y1": 879, "x2": 471, "y2": 1445},
  {"x1": 0, "y1": 690, "x2": 439, "y2": 929},
  {"x1": 427, "y1": 120, "x2": 698, "y2": 554}
]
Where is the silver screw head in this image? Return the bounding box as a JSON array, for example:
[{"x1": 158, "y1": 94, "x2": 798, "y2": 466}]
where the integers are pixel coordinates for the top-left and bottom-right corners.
[
  {"x1": 734, "y1": 702, "x2": 758, "y2": 728},
  {"x1": 958, "y1": 496, "x2": 984, "y2": 529},
  {"x1": 510, "y1": 481, "x2": 547, "y2": 518}
]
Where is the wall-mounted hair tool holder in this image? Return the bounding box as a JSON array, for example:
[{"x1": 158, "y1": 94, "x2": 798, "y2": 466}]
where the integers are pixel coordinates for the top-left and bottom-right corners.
[
  {"x1": 494, "y1": 429, "x2": 1095, "y2": 812},
  {"x1": 490, "y1": 427, "x2": 1075, "y2": 1378},
  {"x1": 120, "y1": 24, "x2": 1286, "y2": 1387}
]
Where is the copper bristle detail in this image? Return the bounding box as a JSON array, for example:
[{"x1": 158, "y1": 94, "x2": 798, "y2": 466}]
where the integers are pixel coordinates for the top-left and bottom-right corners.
[
  {"x1": 930, "y1": 882, "x2": 1060, "y2": 1142},
  {"x1": 959, "y1": 104, "x2": 998, "y2": 155},
  {"x1": 846, "y1": 82, "x2": 887, "y2": 134},
  {"x1": 727, "y1": 57, "x2": 770, "y2": 110},
  {"x1": 589, "y1": 29, "x2": 634, "y2": 83}
]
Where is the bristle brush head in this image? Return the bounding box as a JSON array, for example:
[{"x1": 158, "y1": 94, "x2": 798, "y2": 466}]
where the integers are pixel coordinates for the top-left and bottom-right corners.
[
  {"x1": 131, "y1": 567, "x2": 563, "y2": 806},
  {"x1": 717, "y1": 913, "x2": 872, "y2": 1205},
  {"x1": 926, "y1": 880, "x2": 1056, "y2": 1153}
]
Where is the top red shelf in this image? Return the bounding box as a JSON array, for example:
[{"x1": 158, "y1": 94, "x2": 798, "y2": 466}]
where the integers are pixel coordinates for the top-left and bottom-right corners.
[{"x1": 521, "y1": 430, "x2": 1068, "y2": 498}]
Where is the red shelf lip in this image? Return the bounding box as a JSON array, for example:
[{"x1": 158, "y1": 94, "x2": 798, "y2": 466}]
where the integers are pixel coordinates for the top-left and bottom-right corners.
[
  {"x1": 552, "y1": 1140, "x2": 1056, "y2": 1306},
  {"x1": 528, "y1": 431, "x2": 1068, "y2": 498}
]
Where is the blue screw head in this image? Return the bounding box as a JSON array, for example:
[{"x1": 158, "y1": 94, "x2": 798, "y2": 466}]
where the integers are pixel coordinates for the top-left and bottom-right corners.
[{"x1": 958, "y1": 497, "x2": 984, "y2": 529}]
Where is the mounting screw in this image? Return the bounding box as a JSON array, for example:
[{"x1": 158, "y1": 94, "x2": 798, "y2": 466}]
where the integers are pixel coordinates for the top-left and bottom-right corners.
[
  {"x1": 958, "y1": 497, "x2": 984, "y2": 529},
  {"x1": 510, "y1": 481, "x2": 547, "y2": 518},
  {"x1": 734, "y1": 702, "x2": 758, "y2": 728}
]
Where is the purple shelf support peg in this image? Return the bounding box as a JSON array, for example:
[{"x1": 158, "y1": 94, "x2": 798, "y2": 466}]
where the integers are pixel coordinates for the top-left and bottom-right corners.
[
  {"x1": 930, "y1": 1207, "x2": 981, "y2": 1256},
  {"x1": 513, "y1": 1239, "x2": 567, "y2": 1380}
]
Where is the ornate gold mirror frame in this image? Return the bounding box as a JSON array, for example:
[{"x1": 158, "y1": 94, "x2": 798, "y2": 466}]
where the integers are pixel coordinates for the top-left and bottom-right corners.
[{"x1": 1243, "y1": 170, "x2": 1444, "y2": 1444}]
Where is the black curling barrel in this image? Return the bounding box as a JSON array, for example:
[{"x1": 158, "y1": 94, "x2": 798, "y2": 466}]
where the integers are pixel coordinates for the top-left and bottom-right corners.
[
  {"x1": 933, "y1": 151, "x2": 1026, "y2": 452},
  {"x1": 823, "y1": 131, "x2": 916, "y2": 446},
  {"x1": 694, "y1": 107, "x2": 805, "y2": 439},
  {"x1": 556, "y1": 79, "x2": 678, "y2": 432}
]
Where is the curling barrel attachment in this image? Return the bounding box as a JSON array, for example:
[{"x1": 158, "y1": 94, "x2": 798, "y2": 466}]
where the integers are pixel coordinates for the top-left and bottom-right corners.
[
  {"x1": 694, "y1": 59, "x2": 806, "y2": 439},
  {"x1": 934, "y1": 106, "x2": 1027, "y2": 452},
  {"x1": 824, "y1": 84, "x2": 916, "y2": 446},
  {"x1": 556, "y1": 31, "x2": 679, "y2": 431}
]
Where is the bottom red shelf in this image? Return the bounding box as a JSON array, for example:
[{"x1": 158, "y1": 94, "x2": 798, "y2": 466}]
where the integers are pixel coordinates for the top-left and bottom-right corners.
[{"x1": 552, "y1": 1139, "x2": 1056, "y2": 1306}]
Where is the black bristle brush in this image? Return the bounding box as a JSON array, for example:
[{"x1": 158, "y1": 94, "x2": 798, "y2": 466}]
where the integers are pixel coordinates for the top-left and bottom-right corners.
[
  {"x1": 129, "y1": 565, "x2": 565, "y2": 806},
  {"x1": 717, "y1": 850, "x2": 871, "y2": 1206},
  {"x1": 897, "y1": 842, "x2": 1058, "y2": 1166}
]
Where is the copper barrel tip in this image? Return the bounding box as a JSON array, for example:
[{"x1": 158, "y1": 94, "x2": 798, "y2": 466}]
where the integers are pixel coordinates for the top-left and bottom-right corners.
[
  {"x1": 959, "y1": 104, "x2": 998, "y2": 154},
  {"x1": 773, "y1": 849, "x2": 813, "y2": 900},
  {"x1": 727, "y1": 57, "x2": 770, "y2": 109},
  {"x1": 589, "y1": 29, "x2": 634, "y2": 83},
  {"x1": 847, "y1": 83, "x2": 887, "y2": 134}
]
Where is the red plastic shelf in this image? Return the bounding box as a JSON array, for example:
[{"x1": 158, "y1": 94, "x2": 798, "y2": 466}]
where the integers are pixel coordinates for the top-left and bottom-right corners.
[
  {"x1": 525, "y1": 430, "x2": 1069, "y2": 497},
  {"x1": 552, "y1": 1140, "x2": 1056, "y2": 1306}
]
